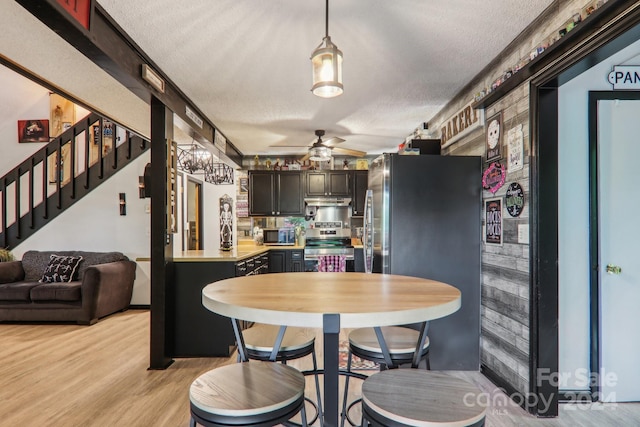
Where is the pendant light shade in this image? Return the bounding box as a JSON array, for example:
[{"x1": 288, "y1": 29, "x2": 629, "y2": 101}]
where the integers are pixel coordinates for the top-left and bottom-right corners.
[{"x1": 311, "y1": 0, "x2": 343, "y2": 98}]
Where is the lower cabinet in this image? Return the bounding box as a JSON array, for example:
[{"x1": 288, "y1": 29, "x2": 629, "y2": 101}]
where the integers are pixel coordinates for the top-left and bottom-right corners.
[
  {"x1": 354, "y1": 248, "x2": 364, "y2": 272},
  {"x1": 173, "y1": 261, "x2": 237, "y2": 357},
  {"x1": 172, "y1": 253, "x2": 270, "y2": 357},
  {"x1": 269, "y1": 249, "x2": 304, "y2": 273}
]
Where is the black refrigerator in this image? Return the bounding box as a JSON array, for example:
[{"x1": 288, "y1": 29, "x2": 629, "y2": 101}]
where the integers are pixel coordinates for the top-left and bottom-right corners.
[{"x1": 363, "y1": 153, "x2": 481, "y2": 370}]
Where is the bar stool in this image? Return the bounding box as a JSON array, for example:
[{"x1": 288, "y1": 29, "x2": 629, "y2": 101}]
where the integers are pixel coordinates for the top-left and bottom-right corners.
[
  {"x1": 341, "y1": 326, "x2": 430, "y2": 426},
  {"x1": 240, "y1": 323, "x2": 323, "y2": 425},
  {"x1": 361, "y1": 370, "x2": 486, "y2": 427},
  {"x1": 189, "y1": 361, "x2": 308, "y2": 427}
]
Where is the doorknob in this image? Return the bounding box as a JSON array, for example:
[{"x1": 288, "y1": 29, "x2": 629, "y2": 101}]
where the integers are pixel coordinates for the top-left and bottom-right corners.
[{"x1": 606, "y1": 264, "x2": 622, "y2": 275}]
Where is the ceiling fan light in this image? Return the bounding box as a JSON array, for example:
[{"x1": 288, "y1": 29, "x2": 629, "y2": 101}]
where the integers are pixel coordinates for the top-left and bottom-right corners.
[{"x1": 308, "y1": 145, "x2": 332, "y2": 161}]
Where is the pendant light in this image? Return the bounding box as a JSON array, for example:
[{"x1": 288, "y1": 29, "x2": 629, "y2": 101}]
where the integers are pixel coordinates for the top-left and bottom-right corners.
[{"x1": 311, "y1": 0, "x2": 343, "y2": 98}]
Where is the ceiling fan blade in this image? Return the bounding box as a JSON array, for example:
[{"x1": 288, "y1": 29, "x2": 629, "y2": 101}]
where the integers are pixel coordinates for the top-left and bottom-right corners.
[
  {"x1": 269, "y1": 142, "x2": 312, "y2": 148},
  {"x1": 300, "y1": 152, "x2": 311, "y2": 162},
  {"x1": 322, "y1": 137, "x2": 346, "y2": 147},
  {"x1": 332, "y1": 147, "x2": 366, "y2": 157}
]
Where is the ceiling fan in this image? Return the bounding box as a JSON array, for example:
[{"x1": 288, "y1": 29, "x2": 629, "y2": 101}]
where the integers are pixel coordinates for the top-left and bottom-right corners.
[{"x1": 272, "y1": 130, "x2": 366, "y2": 161}]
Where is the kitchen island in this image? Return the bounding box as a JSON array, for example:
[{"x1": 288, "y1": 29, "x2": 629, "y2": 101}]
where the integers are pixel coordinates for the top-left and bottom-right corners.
[{"x1": 170, "y1": 243, "x2": 305, "y2": 357}]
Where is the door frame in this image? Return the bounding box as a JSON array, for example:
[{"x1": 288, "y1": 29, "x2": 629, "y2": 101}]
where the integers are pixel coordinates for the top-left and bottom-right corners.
[
  {"x1": 530, "y1": 9, "x2": 640, "y2": 416},
  {"x1": 186, "y1": 177, "x2": 203, "y2": 250},
  {"x1": 588, "y1": 91, "x2": 640, "y2": 399}
]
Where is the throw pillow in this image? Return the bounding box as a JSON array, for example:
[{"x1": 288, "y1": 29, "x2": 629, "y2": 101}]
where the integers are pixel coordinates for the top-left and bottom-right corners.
[{"x1": 39, "y1": 255, "x2": 83, "y2": 283}]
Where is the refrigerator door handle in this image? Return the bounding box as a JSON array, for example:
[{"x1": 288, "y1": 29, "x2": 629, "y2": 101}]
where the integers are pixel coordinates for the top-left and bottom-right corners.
[{"x1": 363, "y1": 189, "x2": 373, "y2": 273}]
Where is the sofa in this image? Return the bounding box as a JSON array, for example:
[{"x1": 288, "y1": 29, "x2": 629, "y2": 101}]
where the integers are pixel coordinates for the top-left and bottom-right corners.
[{"x1": 0, "y1": 250, "x2": 136, "y2": 325}]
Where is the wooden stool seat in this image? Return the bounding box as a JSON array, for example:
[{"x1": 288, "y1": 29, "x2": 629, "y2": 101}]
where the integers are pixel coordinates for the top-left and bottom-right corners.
[
  {"x1": 189, "y1": 362, "x2": 307, "y2": 426},
  {"x1": 361, "y1": 370, "x2": 486, "y2": 427},
  {"x1": 349, "y1": 326, "x2": 430, "y2": 357},
  {"x1": 243, "y1": 324, "x2": 315, "y2": 353}
]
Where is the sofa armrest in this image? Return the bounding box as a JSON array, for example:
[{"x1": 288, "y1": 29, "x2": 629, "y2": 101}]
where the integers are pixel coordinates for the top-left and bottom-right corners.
[
  {"x1": 0, "y1": 261, "x2": 25, "y2": 284},
  {"x1": 81, "y1": 260, "x2": 136, "y2": 322}
]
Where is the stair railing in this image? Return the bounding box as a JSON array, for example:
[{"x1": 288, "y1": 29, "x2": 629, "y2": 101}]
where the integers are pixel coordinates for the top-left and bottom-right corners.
[{"x1": 0, "y1": 113, "x2": 148, "y2": 249}]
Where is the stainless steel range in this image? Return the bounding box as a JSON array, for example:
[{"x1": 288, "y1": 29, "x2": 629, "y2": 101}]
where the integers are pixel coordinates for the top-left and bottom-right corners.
[{"x1": 304, "y1": 220, "x2": 355, "y2": 261}]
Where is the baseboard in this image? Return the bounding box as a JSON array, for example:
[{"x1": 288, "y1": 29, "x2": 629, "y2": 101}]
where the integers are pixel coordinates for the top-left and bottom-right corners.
[
  {"x1": 481, "y1": 363, "x2": 524, "y2": 407},
  {"x1": 128, "y1": 305, "x2": 150, "y2": 310}
]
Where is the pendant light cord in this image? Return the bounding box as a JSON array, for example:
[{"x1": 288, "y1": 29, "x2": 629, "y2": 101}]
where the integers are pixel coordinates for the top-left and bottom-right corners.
[{"x1": 325, "y1": 0, "x2": 329, "y2": 38}]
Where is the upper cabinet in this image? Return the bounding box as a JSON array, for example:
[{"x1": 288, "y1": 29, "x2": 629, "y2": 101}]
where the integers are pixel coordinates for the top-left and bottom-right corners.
[
  {"x1": 352, "y1": 170, "x2": 368, "y2": 217},
  {"x1": 249, "y1": 171, "x2": 303, "y2": 216},
  {"x1": 305, "y1": 171, "x2": 351, "y2": 197}
]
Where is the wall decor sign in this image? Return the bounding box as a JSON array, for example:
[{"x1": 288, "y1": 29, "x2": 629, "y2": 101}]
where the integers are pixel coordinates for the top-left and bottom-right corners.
[
  {"x1": 220, "y1": 194, "x2": 234, "y2": 250},
  {"x1": 55, "y1": 0, "x2": 92, "y2": 30},
  {"x1": 607, "y1": 65, "x2": 640, "y2": 89},
  {"x1": 507, "y1": 124, "x2": 524, "y2": 172},
  {"x1": 214, "y1": 129, "x2": 227, "y2": 152},
  {"x1": 485, "y1": 197, "x2": 503, "y2": 246},
  {"x1": 485, "y1": 112, "x2": 502, "y2": 162},
  {"x1": 482, "y1": 162, "x2": 506, "y2": 194},
  {"x1": 239, "y1": 177, "x2": 249, "y2": 194},
  {"x1": 505, "y1": 182, "x2": 525, "y2": 217},
  {"x1": 185, "y1": 105, "x2": 203, "y2": 129},
  {"x1": 236, "y1": 196, "x2": 248, "y2": 218},
  {"x1": 440, "y1": 99, "x2": 485, "y2": 148},
  {"x1": 18, "y1": 119, "x2": 49, "y2": 143}
]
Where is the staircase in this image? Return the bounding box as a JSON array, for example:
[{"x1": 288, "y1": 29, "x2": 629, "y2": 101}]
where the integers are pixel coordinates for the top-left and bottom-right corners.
[{"x1": 0, "y1": 112, "x2": 149, "y2": 250}]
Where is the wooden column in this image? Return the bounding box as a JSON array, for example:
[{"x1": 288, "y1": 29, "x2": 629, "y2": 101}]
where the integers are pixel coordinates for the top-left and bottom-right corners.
[{"x1": 149, "y1": 96, "x2": 174, "y2": 370}]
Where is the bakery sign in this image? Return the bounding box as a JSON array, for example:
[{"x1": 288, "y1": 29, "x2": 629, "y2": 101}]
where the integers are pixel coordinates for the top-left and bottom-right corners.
[
  {"x1": 608, "y1": 65, "x2": 640, "y2": 89},
  {"x1": 440, "y1": 100, "x2": 484, "y2": 148}
]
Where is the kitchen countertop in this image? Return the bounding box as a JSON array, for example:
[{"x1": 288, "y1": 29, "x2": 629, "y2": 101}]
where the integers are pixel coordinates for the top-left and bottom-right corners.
[{"x1": 136, "y1": 242, "x2": 362, "y2": 262}]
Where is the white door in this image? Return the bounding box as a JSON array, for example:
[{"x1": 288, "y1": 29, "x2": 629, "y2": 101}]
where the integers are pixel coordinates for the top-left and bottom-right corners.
[{"x1": 598, "y1": 99, "x2": 640, "y2": 402}]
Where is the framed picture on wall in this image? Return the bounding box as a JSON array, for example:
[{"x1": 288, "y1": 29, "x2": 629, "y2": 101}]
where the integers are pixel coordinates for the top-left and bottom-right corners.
[
  {"x1": 485, "y1": 112, "x2": 502, "y2": 162},
  {"x1": 18, "y1": 119, "x2": 50, "y2": 143},
  {"x1": 484, "y1": 197, "x2": 503, "y2": 246},
  {"x1": 239, "y1": 177, "x2": 249, "y2": 194}
]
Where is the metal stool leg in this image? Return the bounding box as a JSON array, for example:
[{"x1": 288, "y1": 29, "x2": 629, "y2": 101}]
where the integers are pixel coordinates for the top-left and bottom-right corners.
[
  {"x1": 340, "y1": 350, "x2": 353, "y2": 427},
  {"x1": 300, "y1": 399, "x2": 308, "y2": 427},
  {"x1": 312, "y1": 347, "x2": 324, "y2": 427}
]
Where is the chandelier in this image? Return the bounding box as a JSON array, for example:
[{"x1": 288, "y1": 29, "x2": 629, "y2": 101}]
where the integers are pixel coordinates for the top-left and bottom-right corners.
[
  {"x1": 311, "y1": 0, "x2": 343, "y2": 98},
  {"x1": 176, "y1": 141, "x2": 211, "y2": 174}
]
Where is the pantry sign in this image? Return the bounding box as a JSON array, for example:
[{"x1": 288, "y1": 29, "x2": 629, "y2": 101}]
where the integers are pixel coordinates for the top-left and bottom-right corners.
[{"x1": 608, "y1": 65, "x2": 640, "y2": 90}]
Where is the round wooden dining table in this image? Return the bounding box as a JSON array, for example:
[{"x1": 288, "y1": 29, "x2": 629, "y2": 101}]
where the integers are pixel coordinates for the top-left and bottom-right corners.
[{"x1": 202, "y1": 272, "x2": 461, "y2": 427}]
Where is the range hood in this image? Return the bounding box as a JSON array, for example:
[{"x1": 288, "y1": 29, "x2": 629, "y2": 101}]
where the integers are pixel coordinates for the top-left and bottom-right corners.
[{"x1": 304, "y1": 197, "x2": 352, "y2": 207}]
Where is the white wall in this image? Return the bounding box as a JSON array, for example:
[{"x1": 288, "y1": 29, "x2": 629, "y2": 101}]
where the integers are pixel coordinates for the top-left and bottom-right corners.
[
  {"x1": 0, "y1": 66, "x2": 50, "y2": 176},
  {"x1": 12, "y1": 152, "x2": 151, "y2": 259},
  {"x1": 558, "y1": 39, "x2": 640, "y2": 390},
  {"x1": 173, "y1": 170, "x2": 238, "y2": 255}
]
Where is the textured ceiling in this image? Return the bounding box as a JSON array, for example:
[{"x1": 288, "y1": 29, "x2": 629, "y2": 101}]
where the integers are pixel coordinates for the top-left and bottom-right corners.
[
  {"x1": 95, "y1": 0, "x2": 554, "y2": 156},
  {"x1": 2, "y1": 1, "x2": 556, "y2": 158}
]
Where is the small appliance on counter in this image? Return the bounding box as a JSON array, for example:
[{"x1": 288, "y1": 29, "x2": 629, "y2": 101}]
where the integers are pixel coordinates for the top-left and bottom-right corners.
[{"x1": 263, "y1": 227, "x2": 296, "y2": 246}]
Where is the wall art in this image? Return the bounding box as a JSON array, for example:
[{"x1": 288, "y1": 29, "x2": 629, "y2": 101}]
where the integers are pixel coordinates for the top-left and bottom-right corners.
[
  {"x1": 220, "y1": 194, "x2": 234, "y2": 250},
  {"x1": 485, "y1": 112, "x2": 502, "y2": 162},
  {"x1": 485, "y1": 197, "x2": 503, "y2": 246},
  {"x1": 18, "y1": 119, "x2": 49, "y2": 143},
  {"x1": 505, "y1": 182, "x2": 525, "y2": 217},
  {"x1": 507, "y1": 124, "x2": 524, "y2": 172},
  {"x1": 482, "y1": 162, "x2": 506, "y2": 194}
]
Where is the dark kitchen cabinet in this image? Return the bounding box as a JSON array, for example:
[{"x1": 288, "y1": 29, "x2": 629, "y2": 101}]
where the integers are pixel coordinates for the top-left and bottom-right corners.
[
  {"x1": 305, "y1": 171, "x2": 351, "y2": 197},
  {"x1": 172, "y1": 261, "x2": 237, "y2": 357},
  {"x1": 268, "y1": 249, "x2": 304, "y2": 273},
  {"x1": 249, "y1": 171, "x2": 303, "y2": 216},
  {"x1": 352, "y1": 171, "x2": 368, "y2": 217}
]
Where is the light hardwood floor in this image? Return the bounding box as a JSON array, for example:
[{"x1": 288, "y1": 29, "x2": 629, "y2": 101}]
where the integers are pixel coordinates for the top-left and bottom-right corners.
[{"x1": 0, "y1": 310, "x2": 638, "y2": 426}]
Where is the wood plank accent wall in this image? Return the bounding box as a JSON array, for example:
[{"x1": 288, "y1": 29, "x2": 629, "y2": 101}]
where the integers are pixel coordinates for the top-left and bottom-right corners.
[{"x1": 427, "y1": 0, "x2": 588, "y2": 397}]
